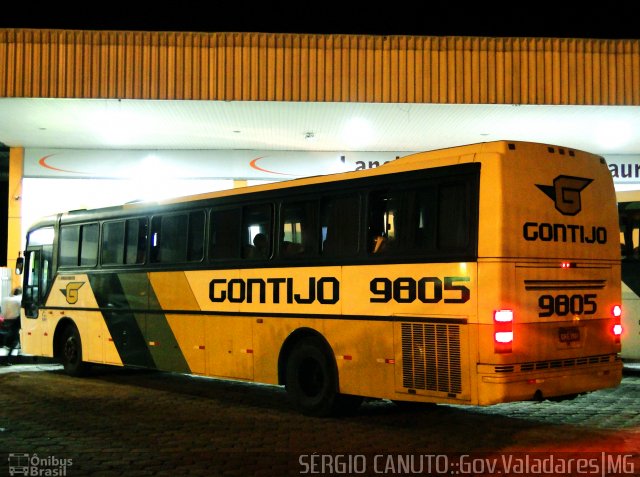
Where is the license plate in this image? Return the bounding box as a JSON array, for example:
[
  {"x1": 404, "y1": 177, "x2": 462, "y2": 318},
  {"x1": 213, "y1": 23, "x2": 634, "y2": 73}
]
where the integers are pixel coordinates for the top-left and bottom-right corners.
[{"x1": 559, "y1": 326, "x2": 581, "y2": 343}]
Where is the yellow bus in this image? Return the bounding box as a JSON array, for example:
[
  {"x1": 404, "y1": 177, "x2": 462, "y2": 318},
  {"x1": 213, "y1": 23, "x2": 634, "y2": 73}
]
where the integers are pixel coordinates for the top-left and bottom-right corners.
[
  {"x1": 18, "y1": 140, "x2": 623, "y2": 416},
  {"x1": 617, "y1": 193, "x2": 640, "y2": 360}
]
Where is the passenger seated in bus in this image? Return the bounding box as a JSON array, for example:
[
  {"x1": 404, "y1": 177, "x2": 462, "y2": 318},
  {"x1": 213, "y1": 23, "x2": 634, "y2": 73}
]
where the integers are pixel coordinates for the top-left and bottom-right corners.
[
  {"x1": 252, "y1": 233, "x2": 269, "y2": 259},
  {"x1": 282, "y1": 241, "x2": 304, "y2": 257},
  {"x1": 372, "y1": 234, "x2": 388, "y2": 254}
]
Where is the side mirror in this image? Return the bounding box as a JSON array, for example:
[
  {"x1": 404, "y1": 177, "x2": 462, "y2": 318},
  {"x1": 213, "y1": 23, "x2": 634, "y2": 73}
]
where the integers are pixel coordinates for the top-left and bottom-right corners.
[{"x1": 15, "y1": 254, "x2": 24, "y2": 276}]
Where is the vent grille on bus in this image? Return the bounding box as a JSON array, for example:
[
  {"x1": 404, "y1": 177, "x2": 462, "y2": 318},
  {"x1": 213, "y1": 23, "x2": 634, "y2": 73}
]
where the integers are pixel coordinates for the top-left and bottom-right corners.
[
  {"x1": 401, "y1": 323, "x2": 462, "y2": 394},
  {"x1": 506, "y1": 354, "x2": 613, "y2": 373}
]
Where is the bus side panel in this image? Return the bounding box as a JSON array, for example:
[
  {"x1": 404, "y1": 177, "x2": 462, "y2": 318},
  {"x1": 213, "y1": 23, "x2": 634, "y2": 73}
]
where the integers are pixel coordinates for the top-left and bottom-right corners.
[
  {"x1": 340, "y1": 264, "x2": 477, "y2": 403},
  {"x1": 44, "y1": 274, "x2": 123, "y2": 366},
  {"x1": 148, "y1": 272, "x2": 206, "y2": 374},
  {"x1": 205, "y1": 315, "x2": 253, "y2": 380},
  {"x1": 252, "y1": 316, "x2": 304, "y2": 385},
  {"x1": 323, "y1": 319, "x2": 395, "y2": 399}
]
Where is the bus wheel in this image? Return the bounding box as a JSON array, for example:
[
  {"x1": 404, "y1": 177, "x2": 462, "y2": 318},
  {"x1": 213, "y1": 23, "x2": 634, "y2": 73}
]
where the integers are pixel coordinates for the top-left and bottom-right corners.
[
  {"x1": 286, "y1": 337, "x2": 360, "y2": 417},
  {"x1": 60, "y1": 324, "x2": 88, "y2": 377}
]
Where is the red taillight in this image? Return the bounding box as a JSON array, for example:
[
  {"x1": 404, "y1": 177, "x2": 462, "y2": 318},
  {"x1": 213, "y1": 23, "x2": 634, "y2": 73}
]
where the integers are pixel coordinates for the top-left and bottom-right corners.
[
  {"x1": 612, "y1": 305, "x2": 622, "y2": 344},
  {"x1": 495, "y1": 332, "x2": 514, "y2": 343},
  {"x1": 494, "y1": 309, "x2": 513, "y2": 353},
  {"x1": 494, "y1": 309, "x2": 514, "y2": 322}
]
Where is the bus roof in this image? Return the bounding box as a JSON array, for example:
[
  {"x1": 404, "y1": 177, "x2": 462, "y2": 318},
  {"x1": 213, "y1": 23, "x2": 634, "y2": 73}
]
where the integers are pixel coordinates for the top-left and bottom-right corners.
[{"x1": 26, "y1": 140, "x2": 602, "y2": 234}]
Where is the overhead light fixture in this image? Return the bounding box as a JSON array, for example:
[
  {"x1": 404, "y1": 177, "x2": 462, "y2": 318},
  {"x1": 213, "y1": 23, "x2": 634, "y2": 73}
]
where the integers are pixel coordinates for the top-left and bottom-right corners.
[
  {"x1": 595, "y1": 120, "x2": 633, "y2": 150},
  {"x1": 341, "y1": 118, "x2": 373, "y2": 148}
]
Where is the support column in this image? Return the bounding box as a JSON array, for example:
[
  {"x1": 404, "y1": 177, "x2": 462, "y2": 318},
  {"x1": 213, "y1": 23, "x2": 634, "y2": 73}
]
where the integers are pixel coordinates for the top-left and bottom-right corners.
[
  {"x1": 7, "y1": 147, "x2": 23, "y2": 289},
  {"x1": 233, "y1": 180, "x2": 248, "y2": 189}
]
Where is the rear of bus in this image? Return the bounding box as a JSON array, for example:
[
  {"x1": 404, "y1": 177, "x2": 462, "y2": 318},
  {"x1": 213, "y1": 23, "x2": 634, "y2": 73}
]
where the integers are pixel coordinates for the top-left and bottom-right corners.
[{"x1": 475, "y1": 141, "x2": 622, "y2": 404}]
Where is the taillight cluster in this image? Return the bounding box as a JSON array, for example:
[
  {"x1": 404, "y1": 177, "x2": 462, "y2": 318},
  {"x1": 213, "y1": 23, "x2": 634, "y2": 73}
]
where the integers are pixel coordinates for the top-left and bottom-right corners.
[
  {"x1": 493, "y1": 304, "x2": 622, "y2": 353},
  {"x1": 612, "y1": 305, "x2": 622, "y2": 344},
  {"x1": 494, "y1": 309, "x2": 513, "y2": 353}
]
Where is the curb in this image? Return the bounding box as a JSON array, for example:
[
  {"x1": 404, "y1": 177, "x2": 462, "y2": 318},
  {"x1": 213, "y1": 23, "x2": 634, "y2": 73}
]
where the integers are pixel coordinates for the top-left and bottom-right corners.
[{"x1": 622, "y1": 363, "x2": 640, "y2": 377}]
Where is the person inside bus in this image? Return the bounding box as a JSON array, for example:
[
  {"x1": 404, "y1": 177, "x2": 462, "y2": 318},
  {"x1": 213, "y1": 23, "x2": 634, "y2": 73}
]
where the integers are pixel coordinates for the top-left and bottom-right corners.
[
  {"x1": 252, "y1": 233, "x2": 270, "y2": 259},
  {"x1": 1, "y1": 287, "x2": 22, "y2": 366}
]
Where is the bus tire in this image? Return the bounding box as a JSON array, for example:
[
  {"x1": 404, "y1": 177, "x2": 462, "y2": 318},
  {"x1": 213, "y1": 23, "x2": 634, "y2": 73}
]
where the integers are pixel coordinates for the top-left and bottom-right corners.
[
  {"x1": 60, "y1": 324, "x2": 89, "y2": 377},
  {"x1": 285, "y1": 336, "x2": 360, "y2": 417}
]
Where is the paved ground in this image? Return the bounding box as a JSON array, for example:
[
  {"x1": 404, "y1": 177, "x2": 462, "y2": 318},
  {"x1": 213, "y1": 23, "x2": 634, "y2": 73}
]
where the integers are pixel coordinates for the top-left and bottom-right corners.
[{"x1": 0, "y1": 361, "x2": 639, "y2": 476}]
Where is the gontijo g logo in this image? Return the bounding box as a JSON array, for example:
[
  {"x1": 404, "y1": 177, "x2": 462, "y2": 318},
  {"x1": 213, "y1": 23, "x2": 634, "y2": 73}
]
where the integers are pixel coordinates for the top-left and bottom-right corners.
[
  {"x1": 524, "y1": 175, "x2": 607, "y2": 245},
  {"x1": 535, "y1": 175, "x2": 593, "y2": 216},
  {"x1": 61, "y1": 282, "x2": 84, "y2": 305}
]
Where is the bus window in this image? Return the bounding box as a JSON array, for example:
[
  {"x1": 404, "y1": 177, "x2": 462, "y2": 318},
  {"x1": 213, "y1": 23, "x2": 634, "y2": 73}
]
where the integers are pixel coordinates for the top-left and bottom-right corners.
[
  {"x1": 210, "y1": 208, "x2": 241, "y2": 260},
  {"x1": 242, "y1": 204, "x2": 272, "y2": 259},
  {"x1": 125, "y1": 218, "x2": 148, "y2": 264},
  {"x1": 102, "y1": 221, "x2": 125, "y2": 265},
  {"x1": 281, "y1": 201, "x2": 318, "y2": 258},
  {"x1": 102, "y1": 218, "x2": 148, "y2": 265},
  {"x1": 59, "y1": 226, "x2": 80, "y2": 267},
  {"x1": 438, "y1": 182, "x2": 469, "y2": 250},
  {"x1": 368, "y1": 190, "x2": 403, "y2": 254},
  {"x1": 80, "y1": 223, "x2": 99, "y2": 267},
  {"x1": 151, "y1": 214, "x2": 187, "y2": 263},
  {"x1": 320, "y1": 194, "x2": 359, "y2": 257},
  {"x1": 59, "y1": 223, "x2": 98, "y2": 268},
  {"x1": 414, "y1": 187, "x2": 437, "y2": 251},
  {"x1": 150, "y1": 212, "x2": 204, "y2": 264},
  {"x1": 187, "y1": 211, "x2": 205, "y2": 262}
]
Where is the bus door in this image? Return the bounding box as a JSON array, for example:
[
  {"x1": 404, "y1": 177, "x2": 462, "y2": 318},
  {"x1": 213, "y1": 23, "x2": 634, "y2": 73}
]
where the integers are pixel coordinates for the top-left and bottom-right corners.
[{"x1": 21, "y1": 245, "x2": 53, "y2": 355}]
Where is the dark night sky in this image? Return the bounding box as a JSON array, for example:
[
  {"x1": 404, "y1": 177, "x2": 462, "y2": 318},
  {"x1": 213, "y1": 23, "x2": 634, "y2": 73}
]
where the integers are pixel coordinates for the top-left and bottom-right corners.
[{"x1": 1, "y1": 3, "x2": 639, "y2": 40}]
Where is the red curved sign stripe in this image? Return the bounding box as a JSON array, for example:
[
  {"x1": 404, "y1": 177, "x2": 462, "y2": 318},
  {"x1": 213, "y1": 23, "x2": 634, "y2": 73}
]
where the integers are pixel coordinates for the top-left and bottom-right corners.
[
  {"x1": 249, "y1": 156, "x2": 299, "y2": 177},
  {"x1": 38, "y1": 154, "x2": 84, "y2": 174}
]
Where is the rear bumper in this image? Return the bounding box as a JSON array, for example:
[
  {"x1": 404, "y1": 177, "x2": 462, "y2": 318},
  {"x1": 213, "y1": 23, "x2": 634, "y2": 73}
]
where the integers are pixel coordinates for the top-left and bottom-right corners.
[{"x1": 476, "y1": 355, "x2": 622, "y2": 405}]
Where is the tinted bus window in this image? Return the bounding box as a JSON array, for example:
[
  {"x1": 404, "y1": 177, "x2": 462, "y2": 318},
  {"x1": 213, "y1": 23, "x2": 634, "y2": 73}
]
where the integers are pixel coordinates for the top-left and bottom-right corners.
[
  {"x1": 59, "y1": 223, "x2": 98, "y2": 267},
  {"x1": 210, "y1": 208, "x2": 241, "y2": 260},
  {"x1": 242, "y1": 204, "x2": 272, "y2": 259},
  {"x1": 125, "y1": 218, "x2": 148, "y2": 265},
  {"x1": 59, "y1": 226, "x2": 80, "y2": 267},
  {"x1": 187, "y1": 211, "x2": 205, "y2": 262},
  {"x1": 281, "y1": 201, "x2": 318, "y2": 258},
  {"x1": 102, "y1": 221, "x2": 125, "y2": 265},
  {"x1": 415, "y1": 187, "x2": 437, "y2": 252},
  {"x1": 102, "y1": 218, "x2": 147, "y2": 266},
  {"x1": 151, "y1": 212, "x2": 204, "y2": 264},
  {"x1": 368, "y1": 190, "x2": 404, "y2": 254},
  {"x1": 320, "y1": 194, "x2": 360, "y2": 257},
  {"x1": 438, "y1": 182, "x2": 468, "y2": 250},
  {"x1": 80, "y1": 223, "x2": 99, "y2": 266}
]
